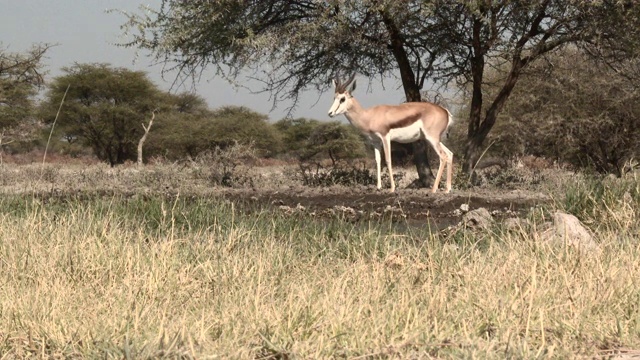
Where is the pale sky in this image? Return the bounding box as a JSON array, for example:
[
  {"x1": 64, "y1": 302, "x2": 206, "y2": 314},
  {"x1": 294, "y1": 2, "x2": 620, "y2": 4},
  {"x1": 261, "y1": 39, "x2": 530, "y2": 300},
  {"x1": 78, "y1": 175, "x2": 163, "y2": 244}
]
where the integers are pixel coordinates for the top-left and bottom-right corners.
[{"x1": 0, "y1": 0, "x2": 409, "y2": 121}]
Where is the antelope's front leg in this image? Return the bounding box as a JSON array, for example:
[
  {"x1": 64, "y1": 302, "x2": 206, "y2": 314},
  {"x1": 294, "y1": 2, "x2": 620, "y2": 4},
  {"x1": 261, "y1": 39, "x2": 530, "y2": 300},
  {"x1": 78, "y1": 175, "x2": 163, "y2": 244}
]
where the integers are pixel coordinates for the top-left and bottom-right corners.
[
  {"x1": 381, "y1": 134, "x2": 395, "y2": 192},
  {"x1": 374, "y1": 147, "x2": 382, "y2": 190}
]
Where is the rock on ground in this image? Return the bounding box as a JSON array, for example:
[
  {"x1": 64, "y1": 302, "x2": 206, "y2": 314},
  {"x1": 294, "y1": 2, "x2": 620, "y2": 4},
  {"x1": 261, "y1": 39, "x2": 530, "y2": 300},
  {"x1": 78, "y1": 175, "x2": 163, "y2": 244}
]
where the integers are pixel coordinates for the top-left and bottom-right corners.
[
  {"x1": 462, "y1": 208, "x2": 494, "y2": 230},
  {"x1": 542, "y1": 211, "x2": 600, "y2": 252}
]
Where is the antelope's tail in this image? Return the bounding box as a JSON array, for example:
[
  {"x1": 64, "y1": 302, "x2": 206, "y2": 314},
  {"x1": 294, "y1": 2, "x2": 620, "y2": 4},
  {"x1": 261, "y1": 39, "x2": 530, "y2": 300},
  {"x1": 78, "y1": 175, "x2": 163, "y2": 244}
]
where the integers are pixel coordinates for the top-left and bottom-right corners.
[{"x1": 444, "y1": 108, "x2": 454, "y2": 139}]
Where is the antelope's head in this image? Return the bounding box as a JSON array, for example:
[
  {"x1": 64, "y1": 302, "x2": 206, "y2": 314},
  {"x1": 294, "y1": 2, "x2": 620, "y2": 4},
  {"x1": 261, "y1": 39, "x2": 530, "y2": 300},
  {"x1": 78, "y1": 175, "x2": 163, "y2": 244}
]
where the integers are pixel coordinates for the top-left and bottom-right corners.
[{"x1": 328, "y1": 74, "x2": 356, "y2": 117}]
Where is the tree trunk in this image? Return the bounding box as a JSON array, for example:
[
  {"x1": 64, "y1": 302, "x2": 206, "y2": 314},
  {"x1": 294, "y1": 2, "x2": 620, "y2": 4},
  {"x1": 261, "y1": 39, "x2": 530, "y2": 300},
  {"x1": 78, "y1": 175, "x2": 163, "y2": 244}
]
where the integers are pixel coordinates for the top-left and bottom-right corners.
[
  {"x1": 463, "y1": 17, "x2": 486, "y2": 176},
  {"x1": 381, "y1": 10, "x2": 435, "y2": 188},
  {"x1": 463, "y1": 134, "x2": 483, "y2": 184},
  {"x1": 107, "y1": 149, "x2": 116, "y2": 167},
  {"x1": 137, "y1": 110, "x2": 156, "y2": 166},
  {"x1": 464, "y1": 54, "x2": 524, "y2": 178}
]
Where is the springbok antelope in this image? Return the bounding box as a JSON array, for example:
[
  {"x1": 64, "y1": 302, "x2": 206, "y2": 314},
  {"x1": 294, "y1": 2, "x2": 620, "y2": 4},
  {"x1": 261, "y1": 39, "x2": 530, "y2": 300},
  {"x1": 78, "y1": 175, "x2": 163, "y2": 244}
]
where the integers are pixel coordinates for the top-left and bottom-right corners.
[{"x1": 327, "y1": 74, "x2": 453, "y2": 193}]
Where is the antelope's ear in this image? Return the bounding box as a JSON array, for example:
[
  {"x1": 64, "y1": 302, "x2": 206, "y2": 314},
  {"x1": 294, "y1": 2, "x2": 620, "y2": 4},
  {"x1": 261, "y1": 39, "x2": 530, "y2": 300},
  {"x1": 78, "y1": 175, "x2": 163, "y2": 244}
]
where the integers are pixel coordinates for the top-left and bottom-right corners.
[
  {"x1": 349, "y1": 80, "x2": 356, "y2": 93},
  {"x1": 332, "y1": 79, "x2": 337, "y2": 88}
]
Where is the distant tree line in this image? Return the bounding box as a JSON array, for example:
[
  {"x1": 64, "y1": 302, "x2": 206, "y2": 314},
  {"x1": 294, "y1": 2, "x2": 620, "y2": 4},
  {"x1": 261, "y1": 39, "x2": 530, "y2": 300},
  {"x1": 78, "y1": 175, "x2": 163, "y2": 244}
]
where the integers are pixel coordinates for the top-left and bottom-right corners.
[{"x1": 3, "y1": 60, "x2": 366, "y2": 166}]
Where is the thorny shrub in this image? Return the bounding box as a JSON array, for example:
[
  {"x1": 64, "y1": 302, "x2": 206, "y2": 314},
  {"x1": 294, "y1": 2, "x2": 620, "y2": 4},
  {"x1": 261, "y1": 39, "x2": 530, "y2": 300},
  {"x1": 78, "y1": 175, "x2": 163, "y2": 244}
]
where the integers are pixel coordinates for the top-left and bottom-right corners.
[
  {"x1": 193, "y1": 141, "x2": 258, "y2": 188},
  {"x1": 475, "y1": 165, "x2": 546, "y2": 189},
  {"x1": 297, "y1": 159, "x2": 404, "y2": 188},
  {"x1": 451, "y1": 157, "x2": 548, "y2": 191}
]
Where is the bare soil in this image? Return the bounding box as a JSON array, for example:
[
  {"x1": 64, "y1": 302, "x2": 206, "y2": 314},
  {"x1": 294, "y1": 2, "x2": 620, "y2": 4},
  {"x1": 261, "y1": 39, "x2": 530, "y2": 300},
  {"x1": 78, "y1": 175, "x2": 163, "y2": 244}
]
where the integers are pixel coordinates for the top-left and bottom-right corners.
[
  {"x1": 220, "y1": 186, "x2": 551, "y2": 229},
  {"x1": 0, "y1": 162, "x2": 554, "y2": 230}
]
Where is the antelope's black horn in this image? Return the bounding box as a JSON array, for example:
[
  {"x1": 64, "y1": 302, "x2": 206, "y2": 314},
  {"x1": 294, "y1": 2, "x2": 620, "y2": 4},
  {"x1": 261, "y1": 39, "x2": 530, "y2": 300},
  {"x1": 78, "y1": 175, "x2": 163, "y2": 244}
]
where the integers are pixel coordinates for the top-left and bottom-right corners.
[
  {"x1": 345, "y1": 73, "x2": 356, "y2": 87},
  {"x1": 333, "y1": 74, "x2": 344, "y2": 93}
]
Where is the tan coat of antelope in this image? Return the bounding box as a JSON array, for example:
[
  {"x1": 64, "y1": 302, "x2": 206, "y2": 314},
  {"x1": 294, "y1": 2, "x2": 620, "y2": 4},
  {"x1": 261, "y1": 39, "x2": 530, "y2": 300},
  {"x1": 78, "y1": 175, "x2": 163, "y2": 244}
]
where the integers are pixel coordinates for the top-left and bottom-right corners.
[{"x1": 327, "y1": 75, "x2": 454, "y2": 193}]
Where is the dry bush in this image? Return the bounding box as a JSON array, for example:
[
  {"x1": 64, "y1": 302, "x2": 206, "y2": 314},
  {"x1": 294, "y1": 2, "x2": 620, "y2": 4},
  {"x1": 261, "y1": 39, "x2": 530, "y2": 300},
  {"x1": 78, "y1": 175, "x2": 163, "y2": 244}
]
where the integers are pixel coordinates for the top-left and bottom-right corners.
[
  {"x1": 298, "y1": 160, "x2": 375, "y2": 187},
  {"x1": 444, "y1": 154, "x2": 551, "y2": 192},
  {"x1": 296, "y1": 159, "x2": 406, "y2": 188},
  {"x1": 12, "y1": 163, "x2": 61, "y2": 184},
  {"x1": 472, "y1": 163, "x2": 547, "y2": 190},
  {"x1": 1, "y1": 149, "x2": 98, "y2": 165},
  {"x1": 193, "y1": 141, "x2": 258, "y2": 188}
]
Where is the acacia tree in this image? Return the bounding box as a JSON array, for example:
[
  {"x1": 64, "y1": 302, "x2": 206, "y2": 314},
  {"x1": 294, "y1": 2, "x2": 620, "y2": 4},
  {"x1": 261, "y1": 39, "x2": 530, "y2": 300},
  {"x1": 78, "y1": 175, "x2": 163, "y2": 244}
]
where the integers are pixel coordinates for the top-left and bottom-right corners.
[
  {"x1": 204, "y1": 106, "x2": 283, "y2": 157},
  {"x1": 142, "y1": 92, "x2": 214, "y2": 160},
  {"x1": 489, "y1": 48, "x2": 640, "y2": 176},
  {"x1": 42, "y1": 63, "x2": 163, "y2": 166},
  {"x1": 428, "y1": 1, "x2": 639, "y2": 174},
  {"x1": 144, "y1": 104, "x2": 283, "y2": 160},
  {"x1": 119, "y1": 0, "x2": 639, "y2": 181},
  {"x1": 274, "y1": 118, "x2": 321, "y2": 157},
  {"x1": 0, "y1": 43, "x2": 51, "y2": 149}
]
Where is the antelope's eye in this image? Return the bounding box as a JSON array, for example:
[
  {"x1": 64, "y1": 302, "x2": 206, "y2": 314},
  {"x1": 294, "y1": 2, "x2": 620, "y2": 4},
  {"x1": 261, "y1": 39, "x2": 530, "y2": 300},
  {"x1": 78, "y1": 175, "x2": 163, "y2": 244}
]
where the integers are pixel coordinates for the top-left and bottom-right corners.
[{"x1": 340, "y1": 97, "x2": 345, "y2": 103}]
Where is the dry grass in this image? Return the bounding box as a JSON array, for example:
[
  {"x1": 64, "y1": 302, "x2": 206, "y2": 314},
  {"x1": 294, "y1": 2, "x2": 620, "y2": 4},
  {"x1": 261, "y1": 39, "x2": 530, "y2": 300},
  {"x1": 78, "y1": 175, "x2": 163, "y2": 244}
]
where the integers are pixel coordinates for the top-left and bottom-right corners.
[{"x1": 0, "y1": 163, "x2": 639, "y2": 358}]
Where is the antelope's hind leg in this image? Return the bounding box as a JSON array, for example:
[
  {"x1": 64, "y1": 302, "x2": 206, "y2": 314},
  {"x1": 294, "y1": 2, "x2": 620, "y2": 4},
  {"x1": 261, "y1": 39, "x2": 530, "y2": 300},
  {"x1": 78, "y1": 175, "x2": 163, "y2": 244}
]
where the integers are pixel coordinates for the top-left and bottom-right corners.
[
  {"x1": 426, "y1": 137, "x2": 448, "y2": 193},
  {"x1": 440, "y1": 144, "x2": 454, "y2": 193}
]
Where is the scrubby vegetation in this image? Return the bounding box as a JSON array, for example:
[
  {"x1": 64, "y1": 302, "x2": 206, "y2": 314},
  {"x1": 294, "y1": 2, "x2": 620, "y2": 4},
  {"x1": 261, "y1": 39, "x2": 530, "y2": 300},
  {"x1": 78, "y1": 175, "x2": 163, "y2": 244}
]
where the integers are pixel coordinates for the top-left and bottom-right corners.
[{"x1": 480, "y1": 49, "x2": 640, "y2": 177}]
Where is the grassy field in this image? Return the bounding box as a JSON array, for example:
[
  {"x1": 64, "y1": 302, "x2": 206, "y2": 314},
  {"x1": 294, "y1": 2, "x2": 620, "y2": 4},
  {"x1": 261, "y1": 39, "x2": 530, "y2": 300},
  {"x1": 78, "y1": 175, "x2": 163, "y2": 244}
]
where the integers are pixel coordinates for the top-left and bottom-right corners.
[{"x1": 0, "y1": 163, "x2": 639, "y2": 358}]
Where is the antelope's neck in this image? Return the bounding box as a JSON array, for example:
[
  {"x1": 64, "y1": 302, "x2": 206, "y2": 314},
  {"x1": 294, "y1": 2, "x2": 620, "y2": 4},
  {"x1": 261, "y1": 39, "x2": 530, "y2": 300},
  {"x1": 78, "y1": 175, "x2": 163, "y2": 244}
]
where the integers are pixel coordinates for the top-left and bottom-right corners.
[{"x1": 344, "y1": 98, "x2": 370, "y2": 132}]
